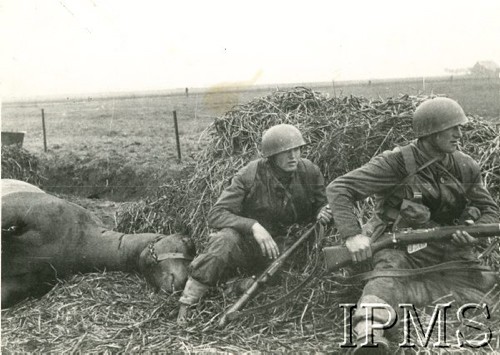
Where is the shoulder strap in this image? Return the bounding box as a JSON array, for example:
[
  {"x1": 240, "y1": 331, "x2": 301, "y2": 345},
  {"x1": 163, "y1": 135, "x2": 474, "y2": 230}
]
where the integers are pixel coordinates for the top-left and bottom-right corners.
[
  {"x1": 411, "y1": 145, "x2": 469, "y2": 196},
  {"x1": 394, "y1": 144, "x2": 440, "y2": 198},
  {"x1": 399, "y1": 144, "x2": 422, "y2": 203},
  {"x1": 384, "y1": 144, "x2": 440, "y2": 227}
]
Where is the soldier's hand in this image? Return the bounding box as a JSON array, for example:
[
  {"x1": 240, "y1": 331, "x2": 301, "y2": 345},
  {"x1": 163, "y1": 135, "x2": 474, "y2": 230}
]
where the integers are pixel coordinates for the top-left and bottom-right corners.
[
  {"x1": 451, "y1": 230, "x2": 478, "y2": 246},
  {"x1": 251, "y1": 222, "x2": 280, "y2": 259},
  {"x1": 345, "y1": 234, "x2": 372, "y2": 262},
  {"x1": 317, "y1": 205, "x2": 333, "y2": 225}
]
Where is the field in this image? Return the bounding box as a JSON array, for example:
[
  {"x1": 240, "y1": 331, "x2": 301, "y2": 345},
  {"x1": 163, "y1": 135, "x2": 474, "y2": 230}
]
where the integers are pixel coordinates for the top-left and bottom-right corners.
[
  {"x1": 2, "y1": 88, "x2": 288, "y2": 201},
  {"x1": 2, "y1": 75, "x2": 499, "y2": 201},
  {"x1": 2, "y1": 77, "x2": 500, "y2": 353}
]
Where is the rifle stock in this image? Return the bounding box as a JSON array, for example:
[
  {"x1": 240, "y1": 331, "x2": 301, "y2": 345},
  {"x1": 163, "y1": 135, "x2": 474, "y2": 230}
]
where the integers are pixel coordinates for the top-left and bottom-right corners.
[
  {"x1": 219, "y1": 223, "x2": 320, "y2": 326},
  {"x1": 323, "y1": 223, "x2": 500, "y2": 272}
]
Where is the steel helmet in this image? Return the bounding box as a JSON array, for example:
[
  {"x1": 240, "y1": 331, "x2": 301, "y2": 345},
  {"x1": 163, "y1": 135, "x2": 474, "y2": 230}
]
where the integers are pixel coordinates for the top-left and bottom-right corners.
[
  {"x1": 261, "y1": 124, "x2": 306, "y2": 158},
  {"x1": 413, "y1": 97, "x2": 468, "y2": 138}
]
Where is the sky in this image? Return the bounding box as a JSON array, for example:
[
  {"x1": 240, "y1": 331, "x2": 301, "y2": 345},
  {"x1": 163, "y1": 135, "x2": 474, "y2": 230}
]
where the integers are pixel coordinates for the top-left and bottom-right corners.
[{"x1": 1, "y1": 0, "x2": 499, "y2": 99}]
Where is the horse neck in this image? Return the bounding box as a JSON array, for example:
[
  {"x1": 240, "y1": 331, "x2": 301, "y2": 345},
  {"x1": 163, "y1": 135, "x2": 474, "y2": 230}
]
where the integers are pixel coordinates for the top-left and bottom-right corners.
[{"x1": 72, "y1": 228, "x2": 160, "y2": 273}]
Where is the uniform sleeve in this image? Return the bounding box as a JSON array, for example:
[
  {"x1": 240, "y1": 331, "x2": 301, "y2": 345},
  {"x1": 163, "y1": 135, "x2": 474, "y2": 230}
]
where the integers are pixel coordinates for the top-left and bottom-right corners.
[
  {"x1": 464, "y1": 159, "x2": 499, "y2": 224},
  {"x1": 207, "y1": 165, "x2": 258, "y2": 234},
  {"x1": 327, "y1": 154, "x2": 401, "y2": 239}
]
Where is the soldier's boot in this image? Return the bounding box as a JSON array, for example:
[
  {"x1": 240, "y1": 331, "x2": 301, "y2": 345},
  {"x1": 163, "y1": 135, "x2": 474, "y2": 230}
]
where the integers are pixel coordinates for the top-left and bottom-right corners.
[
  {"x1": 351, "y1": 321, "x2": 390, "y2": 355},
  {"x1": 177, "y1": 277, "x2": 209, "y2": 326}
]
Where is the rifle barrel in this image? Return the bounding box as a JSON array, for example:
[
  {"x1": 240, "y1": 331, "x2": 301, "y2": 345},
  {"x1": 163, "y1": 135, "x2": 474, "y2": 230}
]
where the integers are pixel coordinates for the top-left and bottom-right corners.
[
  {"x1": 323, "y1": 223, "x2": 500, "y2": 272},
  {"x1": 374, "y1": 223, "x2": 500, "y2": 252},
  {"x1": 220, "y1": 223, "x2": 320, "y2": 325}
]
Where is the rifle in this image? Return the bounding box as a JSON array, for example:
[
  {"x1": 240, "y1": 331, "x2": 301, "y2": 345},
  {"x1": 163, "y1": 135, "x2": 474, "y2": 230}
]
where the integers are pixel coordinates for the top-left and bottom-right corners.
[
  {"x1": 323, "y1": 223, "x2": 500, "y2": 272},
  {"x1": 219, "y1": 223, "x2": 323, "y2": 326}
]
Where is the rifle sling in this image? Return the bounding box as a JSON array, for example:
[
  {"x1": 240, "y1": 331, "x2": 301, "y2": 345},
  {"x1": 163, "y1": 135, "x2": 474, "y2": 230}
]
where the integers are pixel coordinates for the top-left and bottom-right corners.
[
  {"x1": 393, "y1": 144, "x2": 441, "y2": 195},
  {"x1": 227, "y1": 224, "x2": 325, "y2": 321},
  {"x1": 335, "y1": 260, "x2": 493, "y2": 283},
  {"x1": 411, "y1": 143, "x2": 469, "y2": 196}
]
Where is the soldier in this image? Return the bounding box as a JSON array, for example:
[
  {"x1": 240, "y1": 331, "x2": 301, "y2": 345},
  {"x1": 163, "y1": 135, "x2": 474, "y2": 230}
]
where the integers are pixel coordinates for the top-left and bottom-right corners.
[
  {"x1": 177, "y1": 124, "x2": 332, "y2": 324},
  {"x1": 327, "y1": 97, "x2": 499, "y2": 352}
]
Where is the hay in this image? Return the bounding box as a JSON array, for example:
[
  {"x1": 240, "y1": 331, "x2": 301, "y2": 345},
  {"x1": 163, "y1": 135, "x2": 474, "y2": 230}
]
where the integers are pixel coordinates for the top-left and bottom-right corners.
[
  {"x1": 0, "y1": 271, "x2": 357, "y2": 353},
  {"x1": 117, "y1": 87, "x2": 500, "y2": 248},
  {"x1": 1, "y1": 145, "x2": 46, "y2": 186},
  {"x1": 2, "y1": 271, "x2": 499, "y2": 353},
  {"x1": 3, "y1": 87, "x2": 500, "y2": 353}
]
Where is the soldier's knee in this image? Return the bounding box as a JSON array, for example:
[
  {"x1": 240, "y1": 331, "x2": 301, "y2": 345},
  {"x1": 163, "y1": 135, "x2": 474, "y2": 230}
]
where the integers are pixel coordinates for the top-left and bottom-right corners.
[
  {"x1": 209, "y1": 228, "x2": 243, "y2": 247},
  {"x1": 189, "y1": 254, "x2": 234, "y2": 286},
  {"x1": 373, "y1": 248, "x2": 409, "y2": 268}
]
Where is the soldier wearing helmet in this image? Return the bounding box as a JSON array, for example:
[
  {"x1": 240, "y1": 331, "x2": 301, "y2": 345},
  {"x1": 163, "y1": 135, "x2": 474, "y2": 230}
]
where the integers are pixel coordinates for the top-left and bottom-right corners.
[
  {"x1": 327, "y1": 97, "x2": 498, "y2": 351},
  {"x1": 177, "y1": 124, "x2": 332, "y2": 325}
]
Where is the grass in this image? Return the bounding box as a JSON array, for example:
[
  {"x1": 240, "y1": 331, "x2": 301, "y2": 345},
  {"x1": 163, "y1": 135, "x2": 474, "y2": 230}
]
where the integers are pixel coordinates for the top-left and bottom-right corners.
[
  {"x1": 1, "y1": 94, "x2": 210, "y2": 156},
  {"x1": 2, "y1": 76, "x2": 498, "y2": 154},
  {"x1": 2, "y1": 77, "x2": 498, "y2": 200},
  {"x1": 2, "y1": 94, "x2": 215, "y2": 199}
]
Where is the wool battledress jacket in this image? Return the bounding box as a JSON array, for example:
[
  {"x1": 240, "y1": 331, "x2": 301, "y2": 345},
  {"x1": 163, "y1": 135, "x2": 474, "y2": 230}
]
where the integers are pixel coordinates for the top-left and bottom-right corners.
[
  {"x1": 326, "y1": 141, "x2": 499, "y2": 325},
  {"x1": 328, "y1": 141, "x2": 498, "y2": 239},
  {"x1": 208, "y1": 157, "x2": 327, "y2": 236},
  {"x1": 188, "y1": 157, "x2": 327, "y2": 286}
]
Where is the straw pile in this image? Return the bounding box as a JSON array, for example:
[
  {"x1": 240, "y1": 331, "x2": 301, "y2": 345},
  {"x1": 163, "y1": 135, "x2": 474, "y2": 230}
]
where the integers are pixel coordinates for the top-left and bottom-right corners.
[
  {"x1": 1, "y1": 145, "x2": 46, "y2": 186},
  {"x1": 118, "y1": 87, "x2": 500, "y2": 248},
  {"x1": 2, "y1": 87, "x2": 499, "y2": 353}
]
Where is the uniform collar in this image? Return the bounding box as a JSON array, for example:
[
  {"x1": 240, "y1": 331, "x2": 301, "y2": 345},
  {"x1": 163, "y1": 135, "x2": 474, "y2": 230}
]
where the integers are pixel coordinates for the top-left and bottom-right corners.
[{"x1": 268, "y1": 158, "x2": 294, "y2": 186}]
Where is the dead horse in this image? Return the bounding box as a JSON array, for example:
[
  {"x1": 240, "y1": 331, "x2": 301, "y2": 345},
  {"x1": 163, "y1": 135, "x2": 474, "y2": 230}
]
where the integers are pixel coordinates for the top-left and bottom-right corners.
[{"x1": 1, "y1": 179, "x2": 195, "y2": 308}]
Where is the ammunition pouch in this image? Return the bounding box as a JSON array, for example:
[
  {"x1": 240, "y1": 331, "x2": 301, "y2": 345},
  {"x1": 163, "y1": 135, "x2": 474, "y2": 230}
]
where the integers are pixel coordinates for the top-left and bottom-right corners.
[{"x1": 397, "y1": 199, "x2": 431, "y2": 229}]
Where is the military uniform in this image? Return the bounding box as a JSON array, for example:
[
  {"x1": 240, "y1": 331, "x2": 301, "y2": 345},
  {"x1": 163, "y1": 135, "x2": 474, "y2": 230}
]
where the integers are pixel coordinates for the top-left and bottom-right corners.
[
  {"x1": 327, "y1": 140, "x2": 499, "y2": 327},
  {"x1": 189, "y1": 157, "x2": 327, "y2": 286}
]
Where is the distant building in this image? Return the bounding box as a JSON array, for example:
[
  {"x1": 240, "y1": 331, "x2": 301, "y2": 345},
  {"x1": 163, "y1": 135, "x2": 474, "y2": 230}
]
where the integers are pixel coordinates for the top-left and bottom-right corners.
[{"x1": 470, "y1": 61, "x2": 500, "y2": 78}]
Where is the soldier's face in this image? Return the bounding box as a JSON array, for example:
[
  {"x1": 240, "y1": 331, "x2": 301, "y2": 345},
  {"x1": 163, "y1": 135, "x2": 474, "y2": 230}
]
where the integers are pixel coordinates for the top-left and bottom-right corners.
[
  {"x1": 273, "y1": 147, "x2": 301, "y2": 172},
  {"x1": 431, "y1": 125, "x2": 463, "y2": 153}
]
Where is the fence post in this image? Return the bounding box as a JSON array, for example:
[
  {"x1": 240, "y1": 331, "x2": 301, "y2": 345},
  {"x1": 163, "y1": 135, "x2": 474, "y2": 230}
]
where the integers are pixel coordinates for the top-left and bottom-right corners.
[
  {"x1": 41, "y1": 108, "x2": 47, "y2": 152},
  {"x1": 173, "y1": 110, "x2": 182, "y2": 162}
]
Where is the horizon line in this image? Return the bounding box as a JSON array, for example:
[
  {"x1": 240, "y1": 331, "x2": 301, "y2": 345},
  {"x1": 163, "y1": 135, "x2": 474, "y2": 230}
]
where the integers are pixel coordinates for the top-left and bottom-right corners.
[{"x1": 3, "y1": 73, "x2": 497, "y2": 103}]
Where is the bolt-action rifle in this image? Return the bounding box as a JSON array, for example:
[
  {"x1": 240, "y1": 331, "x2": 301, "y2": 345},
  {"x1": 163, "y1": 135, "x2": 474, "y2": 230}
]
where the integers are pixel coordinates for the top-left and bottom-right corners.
[
  {"x1": 219, "y1": 223, "x2": 324, "y2": 326},
  {"x1": 323, "y1": 223, "x2": 500, "y2": 272}
]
